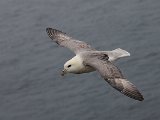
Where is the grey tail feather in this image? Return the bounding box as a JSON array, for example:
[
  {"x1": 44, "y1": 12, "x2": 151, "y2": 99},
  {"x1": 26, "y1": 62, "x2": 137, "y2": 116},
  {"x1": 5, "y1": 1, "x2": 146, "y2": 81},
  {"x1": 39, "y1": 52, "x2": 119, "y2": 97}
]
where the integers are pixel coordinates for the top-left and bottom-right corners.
[
  {"x1": 112, "y1": 48, "x2": 130, "y2": 57},
  {"x1": 104, "y1": 48, "x2": 130, "y2": 62}
]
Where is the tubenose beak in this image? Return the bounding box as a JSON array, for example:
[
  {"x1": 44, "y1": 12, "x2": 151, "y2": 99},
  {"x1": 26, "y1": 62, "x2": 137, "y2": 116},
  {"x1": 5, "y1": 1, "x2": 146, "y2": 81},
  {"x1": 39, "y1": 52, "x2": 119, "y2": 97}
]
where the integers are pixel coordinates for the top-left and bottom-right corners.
[{"x1": 61, "y1": 69, "x2": 67, "y2": 76}]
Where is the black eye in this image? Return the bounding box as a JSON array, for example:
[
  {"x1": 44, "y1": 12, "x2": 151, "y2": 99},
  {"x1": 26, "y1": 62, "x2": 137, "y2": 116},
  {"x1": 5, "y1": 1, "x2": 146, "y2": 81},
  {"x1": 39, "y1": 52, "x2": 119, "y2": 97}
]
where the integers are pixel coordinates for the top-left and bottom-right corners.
[{"x1": 68, "y1": 65, "x2": 71, "y2": 68}]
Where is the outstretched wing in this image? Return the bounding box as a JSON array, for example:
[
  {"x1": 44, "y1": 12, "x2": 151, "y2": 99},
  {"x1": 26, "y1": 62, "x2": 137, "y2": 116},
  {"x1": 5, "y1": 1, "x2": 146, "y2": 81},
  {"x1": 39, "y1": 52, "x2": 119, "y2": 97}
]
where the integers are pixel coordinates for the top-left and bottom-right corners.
[
  {"x1": 46, "y1": 28, "x2": 95, "y2": 54},
  {"x1": 84, "y1": 53, "x2": 144, "y2": 101}
]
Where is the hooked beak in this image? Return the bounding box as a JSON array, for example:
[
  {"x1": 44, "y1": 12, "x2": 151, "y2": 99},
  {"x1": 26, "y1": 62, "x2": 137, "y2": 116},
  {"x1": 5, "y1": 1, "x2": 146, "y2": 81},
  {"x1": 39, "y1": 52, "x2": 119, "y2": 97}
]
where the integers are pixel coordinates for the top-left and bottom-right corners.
[{"x1": 61, "y1": 69, "x2": 67, "y2": 76}]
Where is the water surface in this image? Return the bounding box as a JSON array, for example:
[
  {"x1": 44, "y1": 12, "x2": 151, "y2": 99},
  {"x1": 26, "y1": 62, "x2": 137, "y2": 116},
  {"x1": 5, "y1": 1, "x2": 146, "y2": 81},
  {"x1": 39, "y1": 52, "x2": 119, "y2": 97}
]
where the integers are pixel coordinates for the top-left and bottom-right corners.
[{"x1": 0, "y1": 0, "x2": 160, "y2": 120}]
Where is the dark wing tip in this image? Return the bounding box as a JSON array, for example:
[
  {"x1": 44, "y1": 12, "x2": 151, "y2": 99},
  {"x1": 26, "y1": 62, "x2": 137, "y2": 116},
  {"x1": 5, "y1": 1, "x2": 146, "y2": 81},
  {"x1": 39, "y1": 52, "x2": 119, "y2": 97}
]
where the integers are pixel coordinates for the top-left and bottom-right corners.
[
  {"x1": 108, "y1": 78, "x2": 144, "y2": 101},
  {"x1": 46, "y1": 27, "x2": 69, "y2": 45},
  {"x1": 139, "y1": 95, "x2": 144, "y2": 101},
  {"x1": 46, "y1": 28, "x2": 66, "y2": 38},
  {"x1": 122, "y1": 88, "x2": 144, "y2": 101},
  {"x1": 121, "y1": 81, "x2": 144, "y2": 101}
]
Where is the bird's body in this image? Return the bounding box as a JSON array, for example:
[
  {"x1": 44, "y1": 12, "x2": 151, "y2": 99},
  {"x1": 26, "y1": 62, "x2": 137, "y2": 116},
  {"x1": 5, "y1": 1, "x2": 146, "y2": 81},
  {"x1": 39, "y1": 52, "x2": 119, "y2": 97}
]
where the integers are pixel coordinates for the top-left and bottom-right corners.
[
  {"x1": 46, "y1": 27, "x2": 144, "y2": 101},
  {"x1": 63, "y1": 48, "x2": 131, "y2": 74}
]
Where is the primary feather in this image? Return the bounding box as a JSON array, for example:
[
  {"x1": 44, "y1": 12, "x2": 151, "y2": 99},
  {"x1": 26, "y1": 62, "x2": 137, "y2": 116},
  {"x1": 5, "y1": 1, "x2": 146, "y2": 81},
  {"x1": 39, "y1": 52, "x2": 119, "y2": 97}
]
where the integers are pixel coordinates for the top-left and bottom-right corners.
[{"x1": 46, "y1": 28, "x2": 94, "y2": 54}]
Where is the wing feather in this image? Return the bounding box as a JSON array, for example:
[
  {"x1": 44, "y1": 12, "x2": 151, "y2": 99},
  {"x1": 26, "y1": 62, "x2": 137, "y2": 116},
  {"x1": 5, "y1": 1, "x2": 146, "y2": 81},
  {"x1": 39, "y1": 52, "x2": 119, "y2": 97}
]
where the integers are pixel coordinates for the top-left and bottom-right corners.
[
  {"x1": 84, "y1": 53, "x2": 144, "y2": 101},
  {"x1": 46, "y1": 28, "x2": 94, "y2": 54}
]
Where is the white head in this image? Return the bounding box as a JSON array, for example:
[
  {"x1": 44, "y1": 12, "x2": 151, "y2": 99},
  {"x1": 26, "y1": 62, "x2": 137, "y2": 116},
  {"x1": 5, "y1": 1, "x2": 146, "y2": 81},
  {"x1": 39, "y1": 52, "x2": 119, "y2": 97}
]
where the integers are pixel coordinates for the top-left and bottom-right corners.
[{"x1": 61, "y1": 55, "x2": 83, "y2": 76}]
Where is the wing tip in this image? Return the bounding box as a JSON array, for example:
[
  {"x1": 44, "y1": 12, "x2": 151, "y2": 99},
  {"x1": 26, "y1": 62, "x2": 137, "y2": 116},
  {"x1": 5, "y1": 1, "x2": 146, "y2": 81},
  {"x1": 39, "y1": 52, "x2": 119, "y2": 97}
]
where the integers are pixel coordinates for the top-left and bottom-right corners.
[
  {"x1": 46, "y1": 27, "x2": 51, "y2": 33},
  {"x1": 137, "y1": 93, "x2": 144, "y2": 101},
  {"x1": 122, "y1": 85, "x2": 144, "y2": 101},
  {"x1": 112, "y1": 78, "x2": 144, "y2": 101},
  {"x1": 46, "y1": 27, "x2": 66, "y2": 36},
  {"x1": 132, "y1": 92, "x2": 144, "y2": 101},
  {"x1": 121, "y1": 89, "x2": 144, "y2": 101}
]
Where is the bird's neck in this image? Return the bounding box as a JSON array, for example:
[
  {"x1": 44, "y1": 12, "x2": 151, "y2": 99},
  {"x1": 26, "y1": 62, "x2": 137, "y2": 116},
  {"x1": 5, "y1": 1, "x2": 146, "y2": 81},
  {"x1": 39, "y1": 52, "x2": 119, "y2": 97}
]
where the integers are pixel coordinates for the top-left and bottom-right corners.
[{"x1": 71, "y1": 55, "x2": 83, "y2": 66}]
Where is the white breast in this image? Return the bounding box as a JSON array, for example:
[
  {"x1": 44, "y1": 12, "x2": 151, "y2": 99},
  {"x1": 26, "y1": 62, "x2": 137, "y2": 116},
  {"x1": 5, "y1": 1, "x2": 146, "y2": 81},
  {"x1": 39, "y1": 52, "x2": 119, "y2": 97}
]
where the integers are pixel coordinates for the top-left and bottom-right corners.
[{"x1": 70, "y1": 55, "x2": 95, "y2": 74}]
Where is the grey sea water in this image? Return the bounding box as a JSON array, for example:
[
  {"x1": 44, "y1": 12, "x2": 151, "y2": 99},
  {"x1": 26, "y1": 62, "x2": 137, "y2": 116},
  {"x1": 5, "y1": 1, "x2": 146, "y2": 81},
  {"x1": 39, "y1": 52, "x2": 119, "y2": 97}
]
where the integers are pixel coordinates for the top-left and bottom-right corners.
[{"x1": 0, "y1": 0, "x2": 160, "y2": 120}]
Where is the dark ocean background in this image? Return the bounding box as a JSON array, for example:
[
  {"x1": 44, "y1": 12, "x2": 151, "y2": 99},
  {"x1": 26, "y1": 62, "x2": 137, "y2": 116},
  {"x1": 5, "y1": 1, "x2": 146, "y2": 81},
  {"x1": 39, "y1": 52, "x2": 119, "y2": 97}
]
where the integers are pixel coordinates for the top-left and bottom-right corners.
[{"x1": 0, "y1": 0, "x2": 160, "y2": 120}]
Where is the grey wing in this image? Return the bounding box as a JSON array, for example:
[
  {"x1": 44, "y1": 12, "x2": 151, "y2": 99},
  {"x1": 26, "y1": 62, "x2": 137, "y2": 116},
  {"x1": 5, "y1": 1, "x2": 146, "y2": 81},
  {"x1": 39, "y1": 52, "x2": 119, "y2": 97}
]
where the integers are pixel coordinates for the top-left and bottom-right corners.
[
  {"x1": 46, "y1": 28, "x2": 95, "y2": 54},
  {"x1": 84, "y1": 53, "x2": 144, "y2": 101}
]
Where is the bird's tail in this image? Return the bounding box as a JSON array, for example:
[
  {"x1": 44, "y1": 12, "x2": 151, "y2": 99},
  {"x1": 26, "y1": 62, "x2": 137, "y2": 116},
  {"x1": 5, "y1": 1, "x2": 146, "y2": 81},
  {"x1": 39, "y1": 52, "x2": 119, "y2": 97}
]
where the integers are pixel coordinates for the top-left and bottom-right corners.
[{"x1": 104, "y1": 48, "x2": 130, "y2": 62}]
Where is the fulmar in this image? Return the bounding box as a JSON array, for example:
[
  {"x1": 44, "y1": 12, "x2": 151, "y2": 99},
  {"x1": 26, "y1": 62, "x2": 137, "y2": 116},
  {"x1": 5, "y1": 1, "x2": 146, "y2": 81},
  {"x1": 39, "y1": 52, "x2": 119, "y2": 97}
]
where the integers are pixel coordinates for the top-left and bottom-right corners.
[{"x1": 46, "y1": 28, "x2": 144, "y2": 101}]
